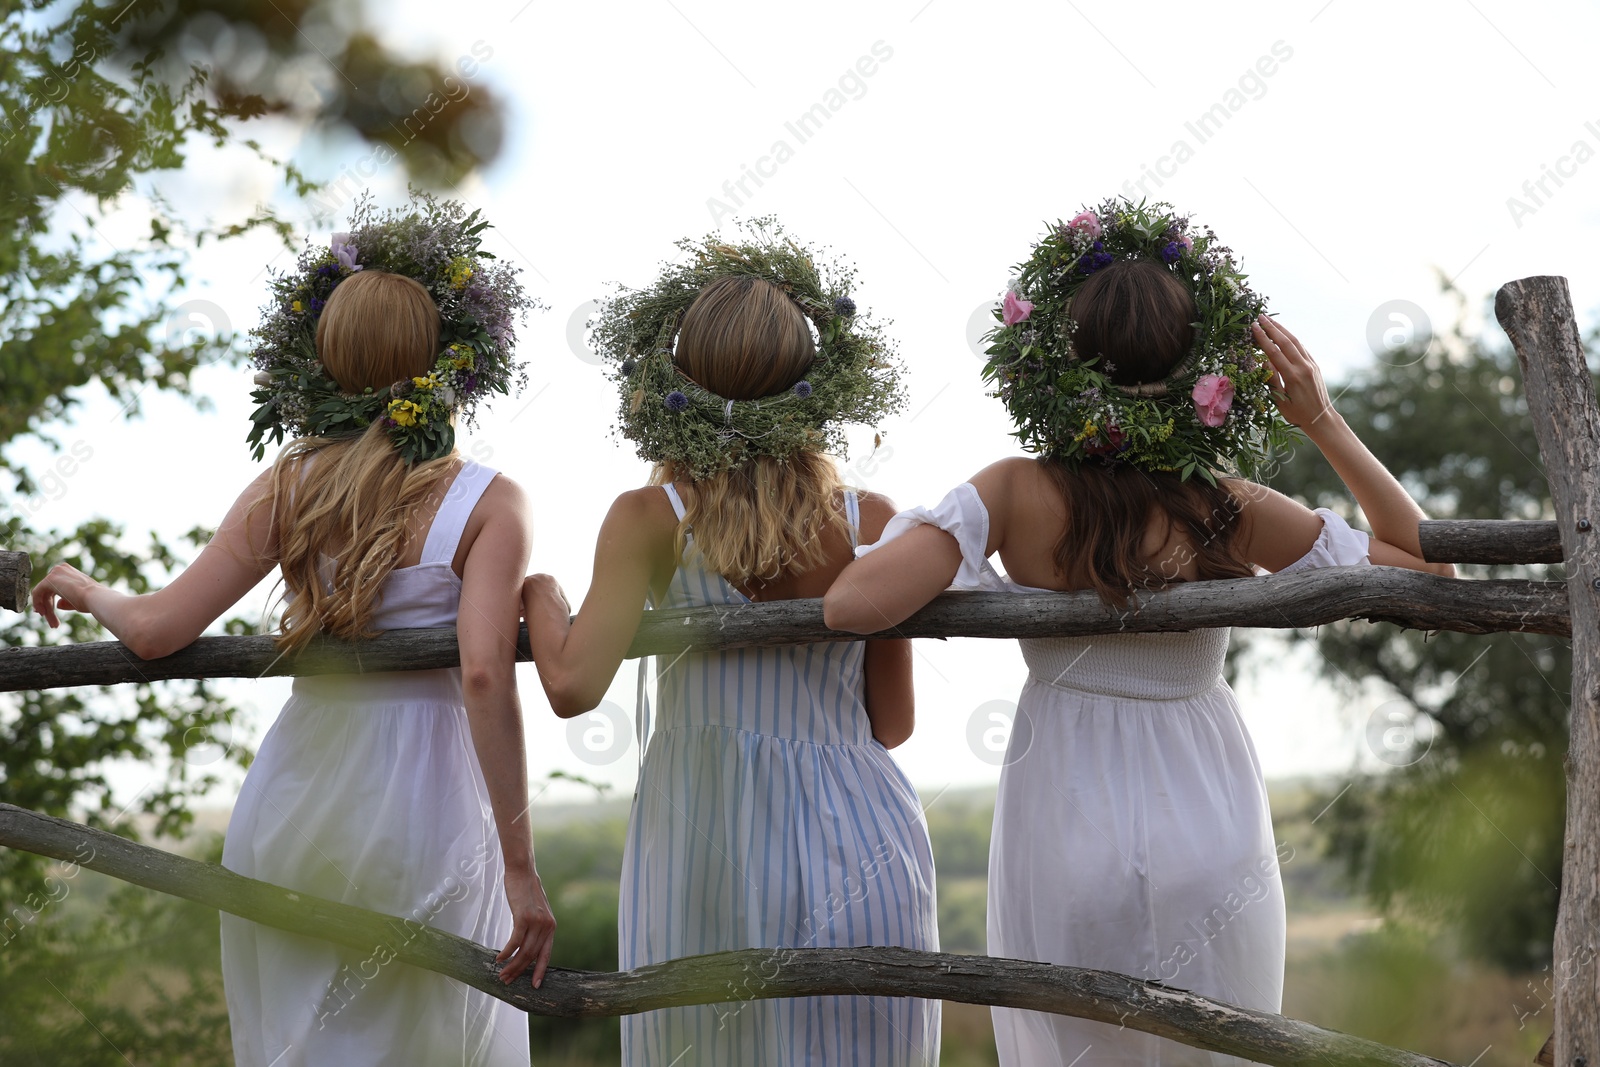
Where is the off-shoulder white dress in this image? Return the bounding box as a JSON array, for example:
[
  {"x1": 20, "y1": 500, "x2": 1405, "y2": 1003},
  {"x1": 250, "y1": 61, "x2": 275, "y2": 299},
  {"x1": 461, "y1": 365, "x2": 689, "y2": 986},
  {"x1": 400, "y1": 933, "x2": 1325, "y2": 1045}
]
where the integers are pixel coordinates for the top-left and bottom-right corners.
[{"x1": 859, "y1": 483, "x2": 1369, "y2": 1066}]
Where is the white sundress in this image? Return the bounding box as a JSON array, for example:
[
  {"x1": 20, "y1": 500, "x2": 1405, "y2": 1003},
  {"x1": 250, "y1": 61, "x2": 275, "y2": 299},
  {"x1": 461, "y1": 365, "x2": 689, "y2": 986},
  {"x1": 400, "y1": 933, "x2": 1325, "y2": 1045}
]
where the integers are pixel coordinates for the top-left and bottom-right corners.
[
  {"x1": 220, "y1": 460, "x2": 530, "y2": 1067},
  {"x1": 859, "y1": 483, "x2": 1370, "y2": 1067},
  {"x1": 618, "y1": 484, "x2": 942, "y2": 1066}
]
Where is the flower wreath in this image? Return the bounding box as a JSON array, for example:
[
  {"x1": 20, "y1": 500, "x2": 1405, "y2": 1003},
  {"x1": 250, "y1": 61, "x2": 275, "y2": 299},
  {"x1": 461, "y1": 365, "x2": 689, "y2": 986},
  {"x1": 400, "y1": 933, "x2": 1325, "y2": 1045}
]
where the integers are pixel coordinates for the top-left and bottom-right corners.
[
  {"x1": 592, "y1": 217, "x2": 905, "y2": 480},
  {"x1": 246, "y1": 191, "x2": 537, "y2": 465},
  {"x1": 980, "y1": 197, "x2": 1294, "y2": 482}
]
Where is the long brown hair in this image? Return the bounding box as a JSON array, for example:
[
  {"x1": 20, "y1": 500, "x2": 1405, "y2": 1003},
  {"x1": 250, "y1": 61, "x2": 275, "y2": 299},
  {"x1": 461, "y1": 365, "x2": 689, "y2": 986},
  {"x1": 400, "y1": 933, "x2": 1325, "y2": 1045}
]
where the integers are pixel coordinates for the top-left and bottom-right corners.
[
  {"x1": 259, "y1": 270, "x2": 460, "y2": 650},
  {"x1": 655, "y1": 274, "x2": 849, "y2": 586},
  {"x1": 1051, "y1": 260, "x2": 1253, "y2": 601}
]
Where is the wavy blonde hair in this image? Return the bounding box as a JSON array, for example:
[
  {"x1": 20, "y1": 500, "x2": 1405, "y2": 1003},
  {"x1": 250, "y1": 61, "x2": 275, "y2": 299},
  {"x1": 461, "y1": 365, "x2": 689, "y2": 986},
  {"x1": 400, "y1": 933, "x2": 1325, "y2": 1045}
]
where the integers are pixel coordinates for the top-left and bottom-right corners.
[
  {"x1": 258, "y1": 270, "x2": 459, "y2": 651},
  {"x1": 656, "y1": 275, "x2": 848, "y2": 587}
]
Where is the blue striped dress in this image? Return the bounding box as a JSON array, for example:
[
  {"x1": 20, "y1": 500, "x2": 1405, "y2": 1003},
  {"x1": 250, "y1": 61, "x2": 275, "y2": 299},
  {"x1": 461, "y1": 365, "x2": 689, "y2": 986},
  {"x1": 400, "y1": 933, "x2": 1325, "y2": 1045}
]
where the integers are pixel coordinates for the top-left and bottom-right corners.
[{"x1": 618, "y1": 484, "x2": 941, "y2": 1066}]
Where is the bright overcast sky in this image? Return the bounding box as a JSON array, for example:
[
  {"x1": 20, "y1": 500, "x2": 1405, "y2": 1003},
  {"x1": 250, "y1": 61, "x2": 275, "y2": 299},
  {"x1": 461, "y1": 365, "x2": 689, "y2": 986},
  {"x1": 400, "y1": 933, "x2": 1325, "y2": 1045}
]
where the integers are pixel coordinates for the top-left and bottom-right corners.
[{"x1": 15, "y1": 0, "x2": 1599, "y2": 807}]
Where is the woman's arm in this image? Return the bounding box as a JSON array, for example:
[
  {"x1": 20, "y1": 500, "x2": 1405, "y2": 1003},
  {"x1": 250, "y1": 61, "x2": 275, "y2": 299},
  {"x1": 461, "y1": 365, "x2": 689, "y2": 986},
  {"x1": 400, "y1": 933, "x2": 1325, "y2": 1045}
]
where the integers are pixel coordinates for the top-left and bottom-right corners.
[
  {"x1": 523, "y1": 489, "x2": 668, "y2": 717},
  {"x1": 455, "y1": 476, "x2": 556, "y2": 987},
  {"x1": 824, "y1": 461, "x2": 1019, "y2": 635},
  {"x1": 1253, "y1": 314, "x2": 1455, "y2": 578},
  {"x1": 30, "y1": 471, "x2": 279, "y2": 657},
  {"x1": 854, "y1": 492, "x2": 915, "y2": 747}
]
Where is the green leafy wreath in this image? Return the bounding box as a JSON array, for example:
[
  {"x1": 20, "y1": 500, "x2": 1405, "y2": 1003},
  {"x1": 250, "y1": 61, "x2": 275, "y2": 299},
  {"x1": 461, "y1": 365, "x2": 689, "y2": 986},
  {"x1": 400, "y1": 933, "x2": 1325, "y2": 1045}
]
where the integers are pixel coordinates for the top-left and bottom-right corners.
[
  {"x1": 981, "y1": 197, "x2": 1294, "y2": 482},
  {"x1": 592, "y1": 217, "x2": 905, "y2": 479},
  {"x1": 246, "y1": 191, "x2": 537, "y2": 465}
]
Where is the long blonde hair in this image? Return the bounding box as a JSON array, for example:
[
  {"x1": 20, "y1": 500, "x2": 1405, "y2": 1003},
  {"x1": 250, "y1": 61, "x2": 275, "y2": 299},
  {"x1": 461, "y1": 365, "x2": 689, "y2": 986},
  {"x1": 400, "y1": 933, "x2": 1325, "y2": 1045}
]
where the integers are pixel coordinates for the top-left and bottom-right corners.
[
  {"x1": 657, "y1": 275, "x2": 848, "y2": 587},
  {"x1": 260, "y1": 270, "x2": 459, "y2": 651}
]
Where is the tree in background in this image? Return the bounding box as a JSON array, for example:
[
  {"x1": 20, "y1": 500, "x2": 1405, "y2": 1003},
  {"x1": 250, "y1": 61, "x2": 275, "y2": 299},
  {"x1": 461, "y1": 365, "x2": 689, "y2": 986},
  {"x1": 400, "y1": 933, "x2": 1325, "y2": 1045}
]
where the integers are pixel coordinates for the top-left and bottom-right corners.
[
  {"x1": 1256, "y1": 284, "x2": 1585, "y2": 971},
  {"x1": 1, "y1": 1, "x2": 507, "y2": 1059}
]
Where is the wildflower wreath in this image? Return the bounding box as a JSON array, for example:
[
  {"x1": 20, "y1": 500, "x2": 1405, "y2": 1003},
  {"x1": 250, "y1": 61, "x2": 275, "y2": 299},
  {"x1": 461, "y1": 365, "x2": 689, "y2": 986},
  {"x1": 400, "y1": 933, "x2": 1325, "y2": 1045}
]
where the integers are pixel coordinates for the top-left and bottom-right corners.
[
  {"x1": 246, "y1": 192, "x2": 536, "y2": 465},
  {"x1": 980, "y1": 197, "x2": 1293, "y2": 482},
  {"x1": 593, "y1": 217, "x2": 904, "y2": 479}
]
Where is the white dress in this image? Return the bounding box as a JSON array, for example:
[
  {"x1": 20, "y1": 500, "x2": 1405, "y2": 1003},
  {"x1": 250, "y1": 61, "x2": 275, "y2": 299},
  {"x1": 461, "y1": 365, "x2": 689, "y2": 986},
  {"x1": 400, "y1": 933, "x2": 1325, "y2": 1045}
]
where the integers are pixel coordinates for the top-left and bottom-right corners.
[
  {"x1": 220, "y1": 460, "x2": 530, "y2": 1067},
  {"x1": 859, "y1": 483, "x2": 1369, "y2": 1067},
  {"x1": 618, "y1": 485, "x2": 941, "y2": 1066}
]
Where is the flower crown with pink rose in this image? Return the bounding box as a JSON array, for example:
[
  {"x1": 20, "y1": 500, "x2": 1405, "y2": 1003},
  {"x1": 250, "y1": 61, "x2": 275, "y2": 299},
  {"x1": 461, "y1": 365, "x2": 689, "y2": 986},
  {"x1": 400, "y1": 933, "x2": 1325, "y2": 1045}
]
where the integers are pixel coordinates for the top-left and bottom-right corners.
[{"x1": 979, "y1": 197, "x2": 1294, "y2": 482}]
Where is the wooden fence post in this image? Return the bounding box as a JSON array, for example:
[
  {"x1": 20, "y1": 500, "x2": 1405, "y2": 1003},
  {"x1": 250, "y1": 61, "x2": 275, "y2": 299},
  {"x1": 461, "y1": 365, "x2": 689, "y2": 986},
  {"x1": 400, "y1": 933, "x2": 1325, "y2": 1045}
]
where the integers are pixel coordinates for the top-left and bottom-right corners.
[
  {"x1": 1496, "y1": 275, "x2": 1600, "y2": 1067},
  {"x1": 0, "y1": 550, "x2": 30, "y2": 613}
]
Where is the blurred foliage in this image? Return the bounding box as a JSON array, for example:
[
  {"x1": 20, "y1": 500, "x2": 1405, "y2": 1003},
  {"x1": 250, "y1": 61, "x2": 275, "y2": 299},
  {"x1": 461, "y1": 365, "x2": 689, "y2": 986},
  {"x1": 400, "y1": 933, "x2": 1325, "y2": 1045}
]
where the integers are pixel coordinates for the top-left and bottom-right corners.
[
  {"x1": 1253, "y1": 282, "x2": 1594, "y2": 970},
  {"x1": 1, "y1": 0, "x2": 507, "y2": 1058},
  {"x1": 1, "y1": 834, "x2": 233, "y2": 1066}
]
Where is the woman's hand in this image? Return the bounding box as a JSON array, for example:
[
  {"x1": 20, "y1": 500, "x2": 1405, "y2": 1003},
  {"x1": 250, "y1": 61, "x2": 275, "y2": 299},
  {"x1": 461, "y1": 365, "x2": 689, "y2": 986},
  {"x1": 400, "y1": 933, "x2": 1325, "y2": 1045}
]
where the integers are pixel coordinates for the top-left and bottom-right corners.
[
  {"x1": 1253, "y1": 314, "x2": 1337, "y2": 433},
  {"x1": 31, "y1": 563, "x2": 99, "y2": 627},
  {"x1": 521, "y1": 573, "x2": 571, "y2": 620},
  {"x1": 495, "y1": 865, "x2": 557, "y2": 987},
  {"x1": 1249, "y1": 313, "x2": 1454, "y2": 577}
]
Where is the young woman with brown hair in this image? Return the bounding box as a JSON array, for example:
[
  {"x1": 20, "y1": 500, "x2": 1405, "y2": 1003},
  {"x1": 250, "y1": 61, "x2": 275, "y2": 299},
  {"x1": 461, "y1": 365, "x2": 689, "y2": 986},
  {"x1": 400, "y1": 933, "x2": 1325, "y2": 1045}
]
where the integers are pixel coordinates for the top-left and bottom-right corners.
[
  {"x1": 522, "y1": 231, "x2": 940, "y2": 1065},
  {"x1": 824, "y1": 203, "x2": 1453, "y2": 1066},
  {"x1": 33, "y1": 259, "x2": 554, "y2": 1066}
]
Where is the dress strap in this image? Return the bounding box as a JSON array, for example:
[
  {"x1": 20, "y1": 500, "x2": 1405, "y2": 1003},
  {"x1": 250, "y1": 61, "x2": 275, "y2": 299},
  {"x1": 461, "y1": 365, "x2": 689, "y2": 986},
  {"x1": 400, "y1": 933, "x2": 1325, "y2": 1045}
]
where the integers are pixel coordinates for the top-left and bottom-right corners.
[
  {"x1": 420, "y1": 460, "x2": 499, "y2": 566},
  {"x1": 843, "y1": 488, "x2": 860, "y2": 550},
  {"x1": 660, "y1": 483, "x2": 688, "y2": 522}
]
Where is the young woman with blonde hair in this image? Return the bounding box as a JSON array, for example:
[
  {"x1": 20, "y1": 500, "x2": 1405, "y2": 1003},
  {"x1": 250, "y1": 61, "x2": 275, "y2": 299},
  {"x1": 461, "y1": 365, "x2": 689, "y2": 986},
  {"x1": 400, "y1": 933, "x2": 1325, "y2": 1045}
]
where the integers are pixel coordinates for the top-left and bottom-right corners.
[
  {"x1": 522, "y1": 228, "x2": 940, "y2": 1065},
  {"x1": 33, "y1": 205, "x2": 553, "y2": 1066}
]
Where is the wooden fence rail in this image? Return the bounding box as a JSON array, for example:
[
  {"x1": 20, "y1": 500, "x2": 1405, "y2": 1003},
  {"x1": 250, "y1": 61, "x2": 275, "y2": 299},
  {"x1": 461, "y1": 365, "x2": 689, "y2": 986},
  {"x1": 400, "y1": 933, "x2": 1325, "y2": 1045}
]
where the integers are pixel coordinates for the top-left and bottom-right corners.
[
  {"x1": 0, "y1": 803, "x2": 1458, "y2": 1067},
  {"x1": 0, "y1": 565, "x2": 1571, "y2": 693}
]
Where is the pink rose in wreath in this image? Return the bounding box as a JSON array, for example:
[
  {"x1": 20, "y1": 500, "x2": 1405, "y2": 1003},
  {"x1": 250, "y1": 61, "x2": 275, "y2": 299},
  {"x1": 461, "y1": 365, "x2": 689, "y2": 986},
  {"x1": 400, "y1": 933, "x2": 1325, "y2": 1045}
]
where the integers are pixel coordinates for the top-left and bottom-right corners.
[
  {"x1": 1068, "y1": 211, "x2": 1102, "y2": 241},
  {"x1": 1192, "y1": 374, "x2": 1234, "y2": 427},
  {"x1": 1002, "y1": 289, "x2": 1034, "y2": 326}
]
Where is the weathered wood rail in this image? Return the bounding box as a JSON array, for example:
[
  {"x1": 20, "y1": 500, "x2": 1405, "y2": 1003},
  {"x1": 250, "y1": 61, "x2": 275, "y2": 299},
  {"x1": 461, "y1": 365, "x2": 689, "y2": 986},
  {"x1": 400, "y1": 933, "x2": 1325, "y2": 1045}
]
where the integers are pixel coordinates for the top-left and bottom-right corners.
[
  {"x1": 0, "y1": 566, "x2": 1571, "y2": 692},
  {"x1": 0, "y1": 550, "x2": 30, "y2": 612},
  {"x1": 0, "y1": 803, "x2": 1458, "y2": 1067}
]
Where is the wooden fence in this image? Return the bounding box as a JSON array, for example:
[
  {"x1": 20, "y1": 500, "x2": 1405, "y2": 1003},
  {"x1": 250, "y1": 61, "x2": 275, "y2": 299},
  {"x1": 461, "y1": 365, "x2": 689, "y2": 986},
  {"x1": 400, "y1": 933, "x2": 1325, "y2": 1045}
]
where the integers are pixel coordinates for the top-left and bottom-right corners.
[{"x1": 1, "y1": 275, "x2": 1595, "y2": 1066}]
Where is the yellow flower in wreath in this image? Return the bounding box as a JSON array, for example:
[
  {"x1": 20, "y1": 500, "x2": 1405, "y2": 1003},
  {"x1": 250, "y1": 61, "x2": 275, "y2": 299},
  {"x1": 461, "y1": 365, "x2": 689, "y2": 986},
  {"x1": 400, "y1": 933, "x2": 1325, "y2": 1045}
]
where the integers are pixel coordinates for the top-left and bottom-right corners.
[{"x1": 388, "y1": 399, "x2": 425, "y2": 427}]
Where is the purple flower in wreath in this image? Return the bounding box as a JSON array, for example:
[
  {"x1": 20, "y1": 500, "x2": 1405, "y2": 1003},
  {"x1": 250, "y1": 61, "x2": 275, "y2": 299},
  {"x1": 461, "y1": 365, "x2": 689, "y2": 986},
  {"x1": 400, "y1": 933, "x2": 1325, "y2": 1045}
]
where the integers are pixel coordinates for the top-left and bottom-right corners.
[
  {"x1": 1077, "y1": 251, "x2": 1114, "y2": 274},
  {"x1": 793, "y1": 380, "x2": 813, "y2": 399},
  {"x1": 833, "y1": 295, "x2": 857, "y2": 319},
  {"x1": 665, "y1": 390, "x2": 690, "y2": 412},
  {"x1": 310, "y1": 296, "x2": 325, "y2": 314},
  {"x1": 331, "y1": 233, "x2": 363, "y2": 272},
  {"x1": 1161, "y1": 241, "x2": 1184, "y2": 265}
]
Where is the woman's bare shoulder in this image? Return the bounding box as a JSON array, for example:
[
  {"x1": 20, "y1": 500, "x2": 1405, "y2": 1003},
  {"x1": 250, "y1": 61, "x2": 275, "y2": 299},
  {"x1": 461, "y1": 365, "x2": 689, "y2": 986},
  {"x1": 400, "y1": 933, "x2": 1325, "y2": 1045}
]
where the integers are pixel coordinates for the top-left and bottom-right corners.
[{"x1": 969, "y1": 455, "x2": 1040, "y2": 495}]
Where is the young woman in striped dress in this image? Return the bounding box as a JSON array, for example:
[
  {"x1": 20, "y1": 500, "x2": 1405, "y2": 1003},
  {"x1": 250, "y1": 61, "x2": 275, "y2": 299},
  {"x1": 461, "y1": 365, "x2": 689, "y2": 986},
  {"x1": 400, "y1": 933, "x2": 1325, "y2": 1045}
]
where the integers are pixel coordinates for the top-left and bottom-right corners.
[{"x1": 523, "y1": 236, "x2": 940, "y2": 1065}]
